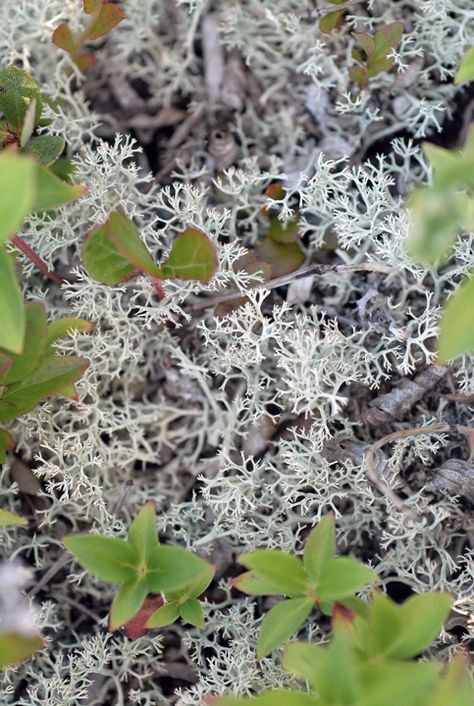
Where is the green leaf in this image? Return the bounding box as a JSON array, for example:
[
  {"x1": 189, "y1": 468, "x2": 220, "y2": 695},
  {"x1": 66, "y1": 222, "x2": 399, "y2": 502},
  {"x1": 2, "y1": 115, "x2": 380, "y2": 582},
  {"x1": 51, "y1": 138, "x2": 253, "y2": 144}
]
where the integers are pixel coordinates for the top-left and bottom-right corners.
[
  {"x1": 157, "y1": 227, "x2": 218, "y2": 283},
  {"x1": 104, "y1": 211, "x2": 161, "y2": 277},
  {"x1": 0, "y1": 245, "x2": 25, "y2": 355},
  {"x1": 3, "y1": 303, "x2": 48, "y2": 385},
  {"x1": 82, "y1": 224, "x2": 136, "y2": 285},
  {"x1": 423, "y1": 141, "x2": 474, "y2": 190},
  {"x1": 353, "y1": 32, "x2": 376, "y2": 58},
  {"x1": 455, "y1": 46, "x2": 474, "y2": 85},
  {"x1": 146, "y1": 600, "x2": 181, "y2": 628},
  {"x1": 0, "y1": 152, "x2": 36, "y2": 243},
  {"x1": 386, "y1": 592, "x2": 451, "y2": 659},
  {"x1": 0, "y1": 66, "x2": 42, "y2": 131},
  {"x1": 282, "y1": 641, "x2": 324, "y2": 690},
  {"x1": 87, "y1": 3, "x2": 126, "y2": 40},
  {"x1": 25, "y1": 135, "x2": 65, "y2": 167},
  {"x1": 0, "y1": 355, "x2": 89, "y2": 422},
  {"x1": 180, "y1": 598, "x2": 205, "y2": 627},
  {"x1": 255, "y1": 237, "x2": 305, "y2": 278},
  {"x1": 109, "y1": 575, "x2": 148, "y2": 630},
  {"x1": 349, "y1": 64, "x2": 369, "y2": 85},
  {"x1": 257, "y1": 598, "x2": 313, "y2": 658},
  {"x1": 0, "y1": 508, "x2": 27, "y2": 526},
  {"x1": 316, "y1": 557, "x2": 376, "y2": 601},
  {"x1": 363, "y1": 591, "x2": 403, "y2": 657},
  {"x1": 233, "y1": 570, "x2": 290, "y2": 596},
  {"x1": 52, "y1": 23, "x2": 77, "y2": 54},
  {"x1": 147, "y1": 545, "x2": 214, "y2": 595},
  {"x1": 127, "y1": 502, "x2": 158, "y2": 563},
  {"x1": 356, "y1": 661, "x2": 439, "y2": 706},
  {"x1": 267, "y1": 216, "x2": 299, "y2": 244},
  {"x1": 83, "y1": 0, "x2": 99, "y2": 13},
  {"x1": 0, "y1": 429, "x2": 15, "y2": 463},
  {"x1": 319, "y1": 9, "x2": 344, "y2": 34},
  {"x1": 407, "y1": 187, "x2": 464, "y2": 265},
  {"x1": 430, "y1": 657, "x2": 473, "y2": 706},
  {"x1": 303, "y1": 515, "x2": 335, "y2": 582},
  {"x1": 30, "y1": 164, "x2": 85, "y2": 212},
  {"x1": 165, "y1": 563, "x2": 214, "y2": 602},
  {"x1": 314, "y1": 626, "x2": 361, "y2": 704},
  {"x1": 438, "y1": 274, "x2": 474, "y2": 361},
  {"x1": 372, "y1": 22, "x2": 404, "y2": 64},
  {"x1": 0, "y1": 631, "x2": 43, "y2": 669},
  {"x1": 239, "y1": 550, "x2": 309, "y2": 597},
  {"x1": 63, "y1": 534, "x2": 139, "y2": 583},
  {"x1": 46, "y1": 317, "x2": 95, "y2": 346}
]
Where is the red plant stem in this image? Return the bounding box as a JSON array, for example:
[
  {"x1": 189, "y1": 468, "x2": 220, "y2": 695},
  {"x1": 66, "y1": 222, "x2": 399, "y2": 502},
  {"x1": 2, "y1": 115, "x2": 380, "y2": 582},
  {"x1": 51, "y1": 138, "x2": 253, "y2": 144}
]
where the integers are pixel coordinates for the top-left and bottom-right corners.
[{"x1": 11, "y1": 234, "x2": 68, "y2": 283}]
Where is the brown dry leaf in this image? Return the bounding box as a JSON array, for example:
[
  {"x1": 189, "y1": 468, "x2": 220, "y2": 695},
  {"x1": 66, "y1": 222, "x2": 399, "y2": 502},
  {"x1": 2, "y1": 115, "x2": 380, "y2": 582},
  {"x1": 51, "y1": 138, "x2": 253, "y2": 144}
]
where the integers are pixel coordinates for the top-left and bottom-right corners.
[{"x1": 121, "y1": 594, "x2": 164, "y2": 640}]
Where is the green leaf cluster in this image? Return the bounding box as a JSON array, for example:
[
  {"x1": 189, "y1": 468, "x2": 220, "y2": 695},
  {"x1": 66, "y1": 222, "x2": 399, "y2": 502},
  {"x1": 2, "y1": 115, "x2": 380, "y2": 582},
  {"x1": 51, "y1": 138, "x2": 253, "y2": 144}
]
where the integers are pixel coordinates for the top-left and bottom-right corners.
[
  {"x1": 216, "y1": 590, "x2": 471, "y2": 706},
  {"x1": 52, "y1": 1, "x2": 126, "y2": 73},
  {"x1": 233, "y1": 515, "x2": 376, "y2": 657},
  {"x1": 255, "y1": 183, "x2": 305, "y2": 278},
  {"x1": 0, "y1": 66, "x2": 66, "y2": 166},
  {"x1": 350, "y1": 22, "x2": 404, "y2": 86},
  {"x1": 83, "y1": 210, "x2": 218, "y2": 286},
  {"x1": 63, "y1": 502, "x2": 215, "y2": 630},
  {"x1": 0, "y1": 303, "x2": 90, "y2": 461},
  {"x1": 407, "y1": 110, "x2": 474, "y2": 361}
]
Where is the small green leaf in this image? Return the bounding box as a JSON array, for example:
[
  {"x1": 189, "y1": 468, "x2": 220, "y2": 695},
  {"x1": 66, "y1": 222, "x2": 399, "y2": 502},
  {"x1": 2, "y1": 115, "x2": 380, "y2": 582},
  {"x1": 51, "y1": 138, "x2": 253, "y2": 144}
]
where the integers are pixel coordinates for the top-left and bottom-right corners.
[
  {"x1": 233, "y1": 570, "x2": 289, "y2": 596},
  {"x1": 109, "y1": 575, "x2": 148, "y2": 630},
  {"x1": 46, "y1": 317, "x2": 95, "y2": 346},
  {"x1": 353, "y1": 32, "x2": 376, "y2": 59},
  {"x1": 303, "y1": 515, "x2": 335, "y2": 582},
  {"x1": 3, "y1": 303, "x2": 48, "y2": 385},
  {"x1": 0, "y1": 429, "x2": 16, "y2": 463},
  {"x1": 267, "y1": 216, "x2": 299, "y2": 244},
  {"x1": 30, "y1": 164, "x2": 85, "y2": 212},
  {"x1": 349, "y1": 64, "x2": 369, "y2": 85},
  {"x1": 239, "y1": 550, "x2": 309, "y2": 597},
  {"x1": 372, "y1": 22, "x2": 404, "y2": 64},
  {"x1": 282, "y1": 641, "x2": 324, "y2": 690},
  {"x1": 87, "y1": 3, "x2": 126, "y2": 40},
  {"x1": 52, "y1": 23, "x2": 77, "y2": 54},
  {"x1": 319, "y1": 9, "x2": 344, "y2": 34},
  {"x1": 82, "y1": 224, "x2": 136, "y2": 285},
  {"x1": 180, "y1": 598, "x2": 205, "y2": 627},
  {"x1": 407, "y1": 187, "x2": 463, "y2": 265},
  {"x1": 127, "y1": 502, "x2": 159, "y2": 563},
  {"x1": 147, "y1": 545, "x2": 214, "y2": 594},
  {"x1": 316, "y1": 557, "x2": 376, "y2": 601},
  {"x1": 64, "y1": 534, "x2": 139, "y2": 583},
  {"x1": 423, "y1": 141, "x2": 474, "y2": 190},
  {"x1": 0, "y1": 508, "x2": 27, "y2": 526},
  {"x1": 157, "y1": 227, "x2": 218, "y2": 283},
  {"x1": 386, "y1": 592, "x2": 451, "y2": 659},
  {"x1": 165, "y1": 563, "x2": 214, "y2": 602},
  {"x1": 0, "y1": 632, "x2": 43, "y2": 669},
  {"x1": 83, "y1": 0, "x2": 99, "y2": 13},
  {"x1": 357, "y1": 661, "x2": 439, "y2": 706},
  {"x1": 455, "y1": 46, "x2": 474, "y2": 85},
  {"x1": 25, "y1": 135, "x2": 65, "y2": 166},
  {"x1": 0, "y1": 245, "x2": 25, "y2": 355},
  {"x1": 146, "y1": 600, "x2": 181, "y2": 628},
  {"x1": 255, "y1": 237, "x2": 305, "y2": 278},
  {"x1": 0, "y1": 66, "x2": 42, "y2": 131},
  {"x1": 104, "y1": 211, "x2": 161, "y2": 277},
  {"x1": 364, "y1": 591, "x2": 403, "y2": 657},
  {"x1": 438, "y1": 274, "x2": 474, "y2": 361},
  {"x1": 0, "y1": 355, "x2": 89, "y2": 422},
  {"x1": 0, "y1": 153, "x2": 36, "y2": 243},
  {"x1": 257, "y1": 598, "x2": 313, "y2": 658}
]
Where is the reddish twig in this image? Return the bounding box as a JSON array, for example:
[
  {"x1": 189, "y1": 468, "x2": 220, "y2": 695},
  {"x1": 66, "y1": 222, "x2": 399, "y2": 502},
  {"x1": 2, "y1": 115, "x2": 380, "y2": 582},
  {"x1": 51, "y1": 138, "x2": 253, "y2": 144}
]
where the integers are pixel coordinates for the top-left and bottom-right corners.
[{"x1": 11, "y1": 234, "x2": 69, "y2": 284}]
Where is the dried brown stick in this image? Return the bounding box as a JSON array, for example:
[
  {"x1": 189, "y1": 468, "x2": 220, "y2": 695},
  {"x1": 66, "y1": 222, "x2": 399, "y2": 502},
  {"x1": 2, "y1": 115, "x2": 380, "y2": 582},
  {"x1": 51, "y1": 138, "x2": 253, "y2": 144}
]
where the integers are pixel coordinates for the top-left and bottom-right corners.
[
  {"x1": 364, "y1": 422, "x2": 473, "y2": 516},
  {"x1": 192, "y1": 261, "x2": 399, "y2": 311}
]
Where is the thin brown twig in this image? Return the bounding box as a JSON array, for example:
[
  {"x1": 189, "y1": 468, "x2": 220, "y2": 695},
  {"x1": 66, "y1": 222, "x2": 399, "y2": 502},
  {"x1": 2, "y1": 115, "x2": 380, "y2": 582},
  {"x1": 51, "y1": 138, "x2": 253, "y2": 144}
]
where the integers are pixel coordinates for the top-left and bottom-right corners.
[
  {"x1": 364, "y1": 422, "x2": 473, "y2": 516},
  {"x1": 11, "y1": 234, "x2": 70, "y2": 284},
  {"x1": 191, "y1": 261, "x2": 400, "y2": 311}
]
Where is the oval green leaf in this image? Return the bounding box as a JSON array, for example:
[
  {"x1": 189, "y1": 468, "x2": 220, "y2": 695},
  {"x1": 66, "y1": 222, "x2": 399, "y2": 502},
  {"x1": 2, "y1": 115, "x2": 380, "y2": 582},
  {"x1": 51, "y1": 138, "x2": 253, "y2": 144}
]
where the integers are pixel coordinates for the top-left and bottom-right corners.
[
  {"x1": 0, "y1": 66, "x2": 42, "y2": 131},
  {"x1": 0, "y1": 245, "x2": 25, "y2": 354},
  {"x1": 82, "y1": 224, "x2": 137, "y2": 285},
  {"x1": 239, "y1": 550, "x2": 309, "y2": 597},
  {"x1": 0, "y1": 153, "x2": 36, "y2": 244},
  {"x1": 257, "y1": 598, "x2": 313, "y2": 658},
  {"x1": 157, "y1": 227, "x2": 218, "y2": 283},
  {"x1": 63, "y1": 533, "x2": 139, "y2": 583},
  {"x1": 109, "y1": 575, "x2": 148, "y2": 630}
]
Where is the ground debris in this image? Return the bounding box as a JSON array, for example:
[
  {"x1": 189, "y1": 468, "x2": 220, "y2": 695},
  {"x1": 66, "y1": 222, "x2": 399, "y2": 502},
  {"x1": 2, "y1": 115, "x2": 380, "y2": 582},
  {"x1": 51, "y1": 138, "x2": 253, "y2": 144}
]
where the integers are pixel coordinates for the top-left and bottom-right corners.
[
  {"x1": 427, "y1": 459, "x2": 474, "y2": 503},
  {"x1": 365, "y1": 365, "x2": 447, "y2": 426}
]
